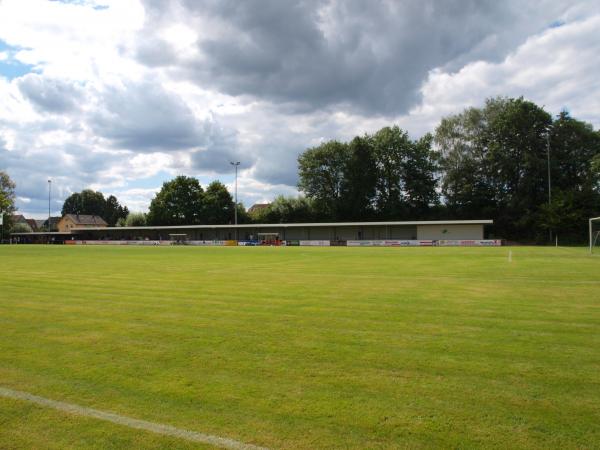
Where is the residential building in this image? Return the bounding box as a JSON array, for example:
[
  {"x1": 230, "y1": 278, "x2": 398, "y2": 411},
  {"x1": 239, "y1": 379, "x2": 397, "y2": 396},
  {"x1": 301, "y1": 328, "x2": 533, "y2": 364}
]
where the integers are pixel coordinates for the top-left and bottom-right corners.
[{"x1": 57, "y1": 214, "x2": 108, "y2": 233}]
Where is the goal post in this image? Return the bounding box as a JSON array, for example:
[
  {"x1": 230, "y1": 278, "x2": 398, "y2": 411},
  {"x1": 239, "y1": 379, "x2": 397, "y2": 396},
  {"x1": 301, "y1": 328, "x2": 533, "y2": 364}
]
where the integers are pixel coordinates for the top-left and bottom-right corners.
[{"x1": 590, "y1": 217, "x2": 600, "y2": 254}]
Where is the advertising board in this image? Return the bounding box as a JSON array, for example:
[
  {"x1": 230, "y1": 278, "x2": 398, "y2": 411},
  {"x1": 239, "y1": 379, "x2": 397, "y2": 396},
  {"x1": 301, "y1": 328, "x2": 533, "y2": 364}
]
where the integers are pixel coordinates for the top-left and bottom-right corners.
[
  {"x1": 299, "y1": 240, "x2": 330, "y2": 246},
  {"x1": 346, "y1": 240, "x2": 433, "y2": 247},
  {"x1": 438, "y1": 239, "x2": 501, "y2": 246}
]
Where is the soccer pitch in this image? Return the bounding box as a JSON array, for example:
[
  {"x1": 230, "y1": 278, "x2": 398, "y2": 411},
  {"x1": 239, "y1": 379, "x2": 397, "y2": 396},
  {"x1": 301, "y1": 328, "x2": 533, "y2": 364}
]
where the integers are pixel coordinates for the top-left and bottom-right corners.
[{"x1": 1, "y1": 246, "x2": 599, "y2": 449}]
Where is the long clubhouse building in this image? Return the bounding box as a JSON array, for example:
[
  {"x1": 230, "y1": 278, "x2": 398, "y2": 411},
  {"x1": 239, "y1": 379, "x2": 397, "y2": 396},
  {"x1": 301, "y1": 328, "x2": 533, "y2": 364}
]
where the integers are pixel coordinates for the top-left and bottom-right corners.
[{"x1": 13, "y1": 220, "x2": 494, "y2": 244}]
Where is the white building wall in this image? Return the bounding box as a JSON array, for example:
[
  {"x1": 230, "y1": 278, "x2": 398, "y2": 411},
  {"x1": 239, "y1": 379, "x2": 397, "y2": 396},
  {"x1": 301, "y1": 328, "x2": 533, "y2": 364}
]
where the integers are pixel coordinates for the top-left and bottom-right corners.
[{"x1": 417, "y1": 224, "x2": 484, "y2": 240}]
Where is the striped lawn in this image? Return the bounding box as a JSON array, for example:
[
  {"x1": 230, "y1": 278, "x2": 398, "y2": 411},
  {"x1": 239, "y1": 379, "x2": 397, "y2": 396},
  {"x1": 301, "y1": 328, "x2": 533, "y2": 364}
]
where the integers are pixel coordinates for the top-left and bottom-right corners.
[{"x1": 0, "y1": 245, "x2": 599, "y2": 449}]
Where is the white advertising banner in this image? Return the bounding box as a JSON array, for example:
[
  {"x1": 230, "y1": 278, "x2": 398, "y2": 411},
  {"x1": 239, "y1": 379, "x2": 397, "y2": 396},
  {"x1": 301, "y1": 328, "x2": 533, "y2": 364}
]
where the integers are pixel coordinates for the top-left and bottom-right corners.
[
  {"x1": 299, "y1": 240, "x2": 330, "y2": 246},
  {"x1": 70, "y1": 240, "x2": 168, "y2": 246},
  {"x1": 187, "y1": 240, "x2": 227, "y2": 246},
  {"x1": 69, "y1": 240, "x2": 233, "y2": 246},
  {"x1": 437, "y1": 239, "x2": 501, "y2": 246},
  {"x1": 347, "y1": 240, "x2": 433, "y2": 247}
]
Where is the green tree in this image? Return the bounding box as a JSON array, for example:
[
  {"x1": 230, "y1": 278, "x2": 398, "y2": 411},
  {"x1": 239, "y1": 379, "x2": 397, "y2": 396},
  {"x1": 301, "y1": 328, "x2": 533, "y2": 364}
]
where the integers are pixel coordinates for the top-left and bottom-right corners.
[
  {"x1": 435, "y1": 106, "x2": 494, "y2": 218},
  {"x1": 62, "y1": 190, "x2": 105, "y2": 217},
  {"x1": 203, "y1": 181, "x2": 234, "y2": 224},
  {"x1": 436, "y1": 97, "x2": 553, "y2": 240},
  {"x1": 550, "y1": 112, "x2": 599, "y2": 191},
  {"x1": 339, "y1": 136, "x2": 377, "y2": 220},
  {"x1": 0, "y1": 171, "x2": 16, "y2": 231},
  {"x1": 298, "y1": 141, "x2": 349, "y2": 220},
  {"x1": 371, "y1": 127, "x2": 439, "y2": 219},
  {"x1": 542, "y1": 112, "x2": 600, "y2": 241},
  {"x1": 593, "y1": 154, "x2": 600, "y2": 176},
  {"x1": 298, "y1": 127, "x2": 439, "y2": 221},
  {"x1": 403, "y1": 133, "x2": 439, "y2": 216},
  {"x1": 253, "y1": 196, "x2": 316, "y2": 223},
  {"x1": 235, "y1": 203, "x2": 251, "y2": 224},
  {"x1": 371, "y1": 126, "x2": 412, "y2": 218},
  {"x1": 79, "y1": 190, "x2": 106, "y2": 216},
  {"x1": 62, "y1": 190, "x2": 128, "y2": 226},
  {"x1": 537, "y1": 191, "x2": 584, "y2": 242},
  {"x1": 124, "y1": 212, "x2": 147, "y2": 227},
  {"x1": 103, "y1": 195, "x2": 129, "y2": 227},
  {"x1": 61, "y1": 192, "x2": 83, "y2": 215},
  {"x1": 146, "y1": 176, "x2": 204, "y2": 225},
  {"x1": 10, "y1": 222, "x2": 32, "y2": 233}
]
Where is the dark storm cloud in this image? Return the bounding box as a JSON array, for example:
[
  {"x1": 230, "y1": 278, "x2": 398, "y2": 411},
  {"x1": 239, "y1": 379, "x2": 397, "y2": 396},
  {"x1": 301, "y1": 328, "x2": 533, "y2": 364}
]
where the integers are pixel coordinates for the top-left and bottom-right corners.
[
  {"x1": 89, "y1": 80, "x2": 247, "y2": 169},
  {"x1": 89, "y1": 80, "x2": 204, "y2": 151},
  {"x1": 190, "y1": 120, "x2": 257, "y2": 172},
  {"x1": 18, "y1": 74, "x2": 83, "y2": 113},
  {"x1": 134, "y1": 37, "x2": 179, "y2": 67},
  {"x1": 248, "y1": 130, "x2": 309, "y2": 186},
  {"x1": 140, "y1": 0, "x2": 561, "y2": 116},
  {"x1": 2, "y1": 138, "x2": 120, "y2": 214},
  {"x1": 0, "y1": 116, "x2": 132, "y2": 215}
]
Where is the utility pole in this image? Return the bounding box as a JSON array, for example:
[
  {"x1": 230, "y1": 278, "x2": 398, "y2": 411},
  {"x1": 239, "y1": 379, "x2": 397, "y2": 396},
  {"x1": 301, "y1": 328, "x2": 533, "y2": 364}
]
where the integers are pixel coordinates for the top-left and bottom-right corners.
[{"x1": 230, "y1": 161, "x2": 240, "y2": 240}]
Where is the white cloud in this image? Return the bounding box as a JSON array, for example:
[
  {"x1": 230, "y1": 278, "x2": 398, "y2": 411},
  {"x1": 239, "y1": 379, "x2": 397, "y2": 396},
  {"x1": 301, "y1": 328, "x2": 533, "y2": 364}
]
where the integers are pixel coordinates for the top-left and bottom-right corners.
[
  {"x1": 0, "y1": 0, "x2": 145, "y2": 80},
  {"x1": 404, "y1": 13, "x2": 600, "y2": 134}
]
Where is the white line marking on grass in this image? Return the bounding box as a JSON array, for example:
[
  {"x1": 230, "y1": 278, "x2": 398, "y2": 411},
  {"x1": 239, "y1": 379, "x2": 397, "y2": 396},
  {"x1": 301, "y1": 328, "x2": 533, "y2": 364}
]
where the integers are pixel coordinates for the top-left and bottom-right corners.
[
  {"x1": 0, "y1": 387, "x2": 268, "y2": 450},
  {"x1": 508, "y1": 250, "x2": 512, "y2": 263}
]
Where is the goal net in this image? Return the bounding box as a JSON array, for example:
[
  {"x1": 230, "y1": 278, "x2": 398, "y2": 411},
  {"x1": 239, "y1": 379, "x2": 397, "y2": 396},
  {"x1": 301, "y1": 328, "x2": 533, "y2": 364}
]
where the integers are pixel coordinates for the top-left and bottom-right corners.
[{"x1": 590, "y1": 217, "x2": 600, "y2": 254}]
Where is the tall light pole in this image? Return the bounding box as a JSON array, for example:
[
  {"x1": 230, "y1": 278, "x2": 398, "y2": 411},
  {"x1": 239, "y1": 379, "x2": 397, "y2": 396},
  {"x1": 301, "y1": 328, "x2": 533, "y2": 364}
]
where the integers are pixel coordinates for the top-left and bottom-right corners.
[
  {"x1": 546, "y1": 130, "x2": 552, "y2": 243},
  {"x1": 230, "y1": 161, "x2": 240, "y2": 239},
  {"x1": 546, "y1": 133, "x2": 552, "y2": 205},
  {"x1": 48, "y1": 179, "x2": 51, "y2": 232}
]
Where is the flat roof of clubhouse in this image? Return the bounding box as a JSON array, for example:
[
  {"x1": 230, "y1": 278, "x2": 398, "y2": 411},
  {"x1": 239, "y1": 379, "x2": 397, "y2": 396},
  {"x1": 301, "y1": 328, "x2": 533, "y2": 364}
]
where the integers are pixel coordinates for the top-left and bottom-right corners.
[{"x1": 69, "y1": 219, "x2": 492, "y2": 232}]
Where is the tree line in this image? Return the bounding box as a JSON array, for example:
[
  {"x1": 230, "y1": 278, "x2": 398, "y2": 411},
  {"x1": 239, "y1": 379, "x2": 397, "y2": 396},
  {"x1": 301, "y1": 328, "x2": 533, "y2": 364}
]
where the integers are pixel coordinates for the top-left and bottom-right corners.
[
  {"x1": 145, "y1": 177, "x2": 249, "y2": 226},
  {"x1": 2, "y1": 96, "x2": 599, "y2": 242},
  {"x1": 285, "y1": 97, "x2": 600, "y2": 242},
  {"x1": 59, "y1": 178, "x2": 250, "y2": 228}
]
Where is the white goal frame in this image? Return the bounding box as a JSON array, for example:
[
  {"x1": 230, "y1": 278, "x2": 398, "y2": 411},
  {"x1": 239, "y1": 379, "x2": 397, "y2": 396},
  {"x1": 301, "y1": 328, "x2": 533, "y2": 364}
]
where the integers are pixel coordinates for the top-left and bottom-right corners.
[{"x1": 590, "y1": 217, "x2": 600, "y2": 254}]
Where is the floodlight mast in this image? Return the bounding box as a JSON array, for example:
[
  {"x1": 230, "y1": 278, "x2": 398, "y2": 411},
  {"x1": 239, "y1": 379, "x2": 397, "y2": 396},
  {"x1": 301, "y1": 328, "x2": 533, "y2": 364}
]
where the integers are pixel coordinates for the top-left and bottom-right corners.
[
  {"x1": 230, "y1": 161, "x2": 240, "y2": 240},
  {"x1": 546, "y1": 130, "x2": 552, "y2": 243},
  {"x1": 48, "y1": 179, "x2": 51, "y2": 232},
  {"x1": 590, "y1": 217, "x2": 600, "y2": 254}
]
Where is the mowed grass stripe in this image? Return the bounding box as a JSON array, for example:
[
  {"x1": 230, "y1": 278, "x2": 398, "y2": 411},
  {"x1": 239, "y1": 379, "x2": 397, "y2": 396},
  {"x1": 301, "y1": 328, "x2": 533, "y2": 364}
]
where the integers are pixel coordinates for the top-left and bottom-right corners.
[
  {"x1": 0, "y1": 387, "x2": 267, "y2": 450},
  {"x1": 1, "y1": 246, "x2": 600, "y2": 448}
]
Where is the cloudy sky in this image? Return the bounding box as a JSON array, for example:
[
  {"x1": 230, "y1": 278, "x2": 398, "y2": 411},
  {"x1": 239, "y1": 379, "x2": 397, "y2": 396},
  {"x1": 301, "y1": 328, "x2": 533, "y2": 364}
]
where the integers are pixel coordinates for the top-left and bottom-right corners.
[{"x1": 1, "y1": 0, "x2": 599, "y2": 218}]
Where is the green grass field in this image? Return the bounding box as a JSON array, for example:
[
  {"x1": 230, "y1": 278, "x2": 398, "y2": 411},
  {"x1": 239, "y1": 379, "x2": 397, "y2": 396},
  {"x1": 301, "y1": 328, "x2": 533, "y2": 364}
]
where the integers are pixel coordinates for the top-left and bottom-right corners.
[{"x1": 1, "y1": 245, "x2": 599, "y2": 449}]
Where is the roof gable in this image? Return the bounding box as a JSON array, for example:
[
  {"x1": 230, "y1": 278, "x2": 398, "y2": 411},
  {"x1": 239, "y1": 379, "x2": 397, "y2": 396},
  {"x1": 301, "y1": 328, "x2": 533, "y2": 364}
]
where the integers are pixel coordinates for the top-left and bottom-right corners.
[{"x1": 64, "y1": 214, "x2": 108, "y2": 225}]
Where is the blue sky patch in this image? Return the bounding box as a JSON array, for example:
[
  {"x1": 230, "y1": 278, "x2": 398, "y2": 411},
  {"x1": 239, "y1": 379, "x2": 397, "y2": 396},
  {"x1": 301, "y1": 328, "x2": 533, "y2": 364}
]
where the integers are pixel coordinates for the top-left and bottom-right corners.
[
  {"x1": 125, "y1": 172, "x2": 172, "y2": 190},
  {"x1": 0, "y1": 40, "x2": 35, "y2": 80},
  {"x1": 0, "y1": 60, "x2": 35, "y2": 80},
  {"x1": 49, "y1": 0, "x2": 109, "y2": 9}
]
